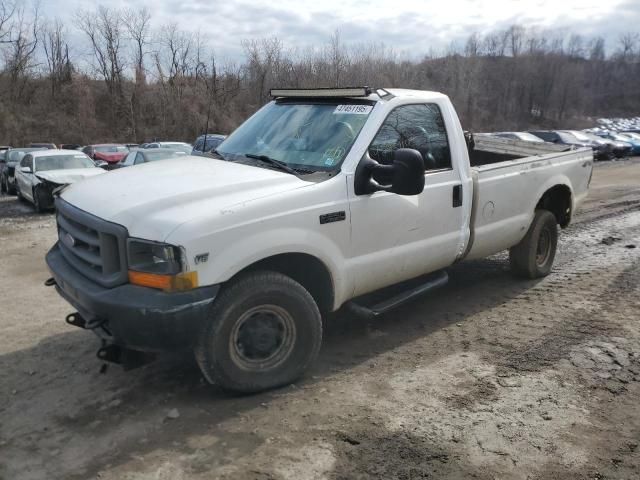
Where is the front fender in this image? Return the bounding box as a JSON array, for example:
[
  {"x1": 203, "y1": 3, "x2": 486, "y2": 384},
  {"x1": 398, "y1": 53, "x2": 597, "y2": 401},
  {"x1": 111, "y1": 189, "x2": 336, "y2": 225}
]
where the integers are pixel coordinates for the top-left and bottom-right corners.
[{"x1": 183, "y1": 227, "x2": 351, "y2": 311}]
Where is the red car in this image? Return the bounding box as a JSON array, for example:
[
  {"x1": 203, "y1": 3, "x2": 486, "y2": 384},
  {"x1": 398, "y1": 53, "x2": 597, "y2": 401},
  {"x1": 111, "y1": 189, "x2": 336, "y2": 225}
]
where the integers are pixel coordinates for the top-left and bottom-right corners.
[{"x1": 82, "y1": 144, "x2": 129, "y2": 169}]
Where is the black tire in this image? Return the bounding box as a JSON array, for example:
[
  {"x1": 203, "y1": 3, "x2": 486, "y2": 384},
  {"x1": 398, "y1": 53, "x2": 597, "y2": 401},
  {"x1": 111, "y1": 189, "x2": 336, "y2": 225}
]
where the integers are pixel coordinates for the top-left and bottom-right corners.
[
  {"x1": 195, "y1": 271, "x2": 322, "y2": 393},
  {"x1": 0, "y1": 175, "x2": 6, "y2": 194},
  {"x1": 33, "y1": 186, "x2": 46, "y2": 213},
  {"x1": 509, "y1": 209, "x2": 558, "y2": 279}
]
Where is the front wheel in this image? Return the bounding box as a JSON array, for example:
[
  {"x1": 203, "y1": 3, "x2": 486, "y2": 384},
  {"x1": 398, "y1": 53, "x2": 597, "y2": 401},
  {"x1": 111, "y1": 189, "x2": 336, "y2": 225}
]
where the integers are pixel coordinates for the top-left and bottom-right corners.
[
  {"x1": 195, "y1": 271, "x2": 322, "y2": 393},
  {"x1": 509, "y1": 209, "x2": 558, "y2": 279}
]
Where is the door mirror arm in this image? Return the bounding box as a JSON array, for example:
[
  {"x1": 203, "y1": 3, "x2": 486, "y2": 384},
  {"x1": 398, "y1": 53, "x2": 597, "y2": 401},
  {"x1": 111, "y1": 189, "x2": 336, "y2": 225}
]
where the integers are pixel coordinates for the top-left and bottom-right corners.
[{"x1": 355, "y1": 149, "x2": 425, "y2": 196}]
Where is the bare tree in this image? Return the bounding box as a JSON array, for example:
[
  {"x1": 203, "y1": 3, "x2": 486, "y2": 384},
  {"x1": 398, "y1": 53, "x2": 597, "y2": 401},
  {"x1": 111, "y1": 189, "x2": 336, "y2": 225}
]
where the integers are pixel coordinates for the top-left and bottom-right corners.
[
  {"x1": 3, "y1": 1, "x2": 39, "y2": 101},
  {"x1": 42, "y1": 18, "x2": 72, "y2": 98},
  {"x1": 123, "y1": 7, "x2": 151, "y2": 84},
  {"x1": 76, "y1": 7, "x2": 127, "y2": 134}
]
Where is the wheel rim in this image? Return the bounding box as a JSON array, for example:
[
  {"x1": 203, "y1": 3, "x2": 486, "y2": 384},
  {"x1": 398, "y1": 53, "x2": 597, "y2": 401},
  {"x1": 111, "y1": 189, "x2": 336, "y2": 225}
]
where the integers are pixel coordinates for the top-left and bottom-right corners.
[
  {"x1": 229, "y1": 304, "x2": 296, "y2": 371},
  {"x1": 536, "y1": 228, "x2": 551, "y2": 266}
]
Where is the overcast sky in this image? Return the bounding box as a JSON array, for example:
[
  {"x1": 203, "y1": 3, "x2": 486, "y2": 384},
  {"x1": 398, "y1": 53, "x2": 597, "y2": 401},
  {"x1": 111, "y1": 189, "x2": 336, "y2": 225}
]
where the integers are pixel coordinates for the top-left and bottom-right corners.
[{"x1": 41, "y1": 0, "x2": 640, "y2": 61}]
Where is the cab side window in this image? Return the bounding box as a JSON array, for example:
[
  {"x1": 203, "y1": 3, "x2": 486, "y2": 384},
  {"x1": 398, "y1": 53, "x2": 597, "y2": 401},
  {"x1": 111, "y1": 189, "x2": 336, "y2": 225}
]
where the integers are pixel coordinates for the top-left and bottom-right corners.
[{"x1": 369, "y1": 104, "x2": 452, "y2": 171}]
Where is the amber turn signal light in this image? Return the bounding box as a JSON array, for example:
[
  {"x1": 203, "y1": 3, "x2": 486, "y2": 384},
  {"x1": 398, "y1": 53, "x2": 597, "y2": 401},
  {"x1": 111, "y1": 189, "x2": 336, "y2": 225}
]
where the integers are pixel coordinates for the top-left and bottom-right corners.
[{"x1": 128, "y1": 270, "x2": 198, "y2": 292}]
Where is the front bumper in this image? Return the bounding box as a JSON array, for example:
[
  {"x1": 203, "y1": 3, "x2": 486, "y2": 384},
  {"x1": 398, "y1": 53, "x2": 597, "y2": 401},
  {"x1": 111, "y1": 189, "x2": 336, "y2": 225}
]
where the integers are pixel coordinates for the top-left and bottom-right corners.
[{"x1": 46, "y1": 243, "x2": 219, "y2": 352}]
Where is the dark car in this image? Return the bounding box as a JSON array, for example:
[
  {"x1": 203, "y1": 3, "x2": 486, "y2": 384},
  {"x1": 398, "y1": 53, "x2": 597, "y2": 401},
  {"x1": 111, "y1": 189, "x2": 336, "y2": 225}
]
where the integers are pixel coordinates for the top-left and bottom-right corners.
[
  {"x1": 82, "y1": 144, "x2": 129, "y2": 169},
  {"x1": 582, "y1": 132, "x2": 631, "y2": 158},
  {"x1": 529, "y1": 130, "x2": 611, "y2": 160},
  {"x1": 60, "y1": 144, "x2": 83, "y2": 151},
  {"x1": 115, "y1": 148, "x2": 187, "y2": 168},
  {"x1": 29, "y1": 143, "x2": 57, "y2": 149},
  {"x1": 0, "y1": 147, "x2": 46, "y2": 194},
  {"x1": 601, "y1": 132, "x2": 640, "y2": 155},
  {"x1": 192, "y1": 134, "x2": 226, "y2": 156}
]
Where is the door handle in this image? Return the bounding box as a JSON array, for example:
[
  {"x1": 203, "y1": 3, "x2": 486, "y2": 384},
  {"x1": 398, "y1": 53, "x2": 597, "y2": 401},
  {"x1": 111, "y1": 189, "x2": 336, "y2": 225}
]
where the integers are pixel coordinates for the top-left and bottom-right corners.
[{"x1": 452, "y1": 184, "x2": 462, "y2": 208}]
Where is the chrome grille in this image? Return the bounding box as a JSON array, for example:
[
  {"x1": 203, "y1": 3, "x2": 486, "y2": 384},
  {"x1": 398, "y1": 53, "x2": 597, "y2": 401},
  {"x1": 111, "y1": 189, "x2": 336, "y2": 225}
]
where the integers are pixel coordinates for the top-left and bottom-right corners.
[{"x1": 55, "y1": 198, "x2": 128, "y2": 287}]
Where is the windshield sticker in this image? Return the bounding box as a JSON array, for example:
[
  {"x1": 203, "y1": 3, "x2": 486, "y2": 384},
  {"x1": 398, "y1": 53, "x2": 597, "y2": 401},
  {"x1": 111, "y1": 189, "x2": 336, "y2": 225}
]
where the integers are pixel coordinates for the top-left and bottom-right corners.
[{"x1": 333, "y1": 105, "x2": 373, "y2": 115}]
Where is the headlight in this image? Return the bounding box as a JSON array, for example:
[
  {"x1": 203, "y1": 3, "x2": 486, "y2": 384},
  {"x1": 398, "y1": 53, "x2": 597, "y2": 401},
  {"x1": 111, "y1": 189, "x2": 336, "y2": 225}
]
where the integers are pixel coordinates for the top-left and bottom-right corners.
[
  {"x1": 126, "y1": 239, "x2": 197, "y2": 292},
  {"x1": 127, "y1": 239, "x2": 182, "y2": 274}
]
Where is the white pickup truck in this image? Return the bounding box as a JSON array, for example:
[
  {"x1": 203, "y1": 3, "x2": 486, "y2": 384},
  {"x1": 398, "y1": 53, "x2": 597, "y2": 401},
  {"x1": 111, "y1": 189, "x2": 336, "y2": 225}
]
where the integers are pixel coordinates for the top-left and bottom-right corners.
[{"x1": 46, "y1": 87, "x2": 593, "y2": 392}]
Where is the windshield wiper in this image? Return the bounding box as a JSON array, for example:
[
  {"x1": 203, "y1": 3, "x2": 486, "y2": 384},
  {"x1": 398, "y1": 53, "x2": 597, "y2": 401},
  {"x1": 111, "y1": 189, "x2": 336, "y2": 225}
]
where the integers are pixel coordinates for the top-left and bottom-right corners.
[{"x1": 244, "y1": 153, "x2": 302, "y2": 176}]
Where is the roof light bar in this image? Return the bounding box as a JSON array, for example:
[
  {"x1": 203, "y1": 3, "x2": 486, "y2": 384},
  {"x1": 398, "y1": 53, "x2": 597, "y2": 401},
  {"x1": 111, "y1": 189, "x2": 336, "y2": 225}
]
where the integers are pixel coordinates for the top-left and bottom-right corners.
[{"x1": 270, "y1": 87, "x2": 372, "y2": 98}]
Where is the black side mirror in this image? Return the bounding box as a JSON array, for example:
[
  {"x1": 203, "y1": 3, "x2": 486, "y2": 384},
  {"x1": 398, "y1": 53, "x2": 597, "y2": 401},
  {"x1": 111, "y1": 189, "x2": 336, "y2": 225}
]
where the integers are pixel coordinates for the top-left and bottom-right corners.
[{"x1": 355, "y1": 148, "x2": 425, "y2": 196}]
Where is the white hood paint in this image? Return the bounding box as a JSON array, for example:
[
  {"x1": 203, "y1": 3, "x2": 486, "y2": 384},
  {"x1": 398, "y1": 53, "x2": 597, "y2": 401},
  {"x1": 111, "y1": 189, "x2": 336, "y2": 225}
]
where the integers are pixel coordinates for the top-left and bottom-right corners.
[
  {"x1": 36, "y1": 168, "x2": 106, "y2": 185},
  {"x1": 60, "y1": 157, "x2": 311, "y2": 241}
]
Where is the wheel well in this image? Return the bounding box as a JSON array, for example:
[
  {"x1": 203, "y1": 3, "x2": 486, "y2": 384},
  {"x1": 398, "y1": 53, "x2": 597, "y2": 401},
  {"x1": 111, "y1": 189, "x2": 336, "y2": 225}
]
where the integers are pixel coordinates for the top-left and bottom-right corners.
[
  {"x1": 536, "y1": 185, "x2": 572, "y2": 228},
  {"x1": 237, "y1": 253, "x2": 334, "y2": 314}
]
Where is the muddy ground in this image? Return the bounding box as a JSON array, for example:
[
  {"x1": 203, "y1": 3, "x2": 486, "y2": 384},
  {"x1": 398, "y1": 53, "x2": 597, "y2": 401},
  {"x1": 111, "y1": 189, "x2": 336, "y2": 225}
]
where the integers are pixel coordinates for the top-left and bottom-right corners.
[{"x1": 1, "y1": 158, "x2": 639, "y2": 480}]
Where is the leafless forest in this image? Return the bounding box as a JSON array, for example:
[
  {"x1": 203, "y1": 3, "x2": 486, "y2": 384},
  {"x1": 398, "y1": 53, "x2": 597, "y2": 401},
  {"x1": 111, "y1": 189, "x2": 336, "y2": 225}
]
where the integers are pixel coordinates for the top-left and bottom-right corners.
[{"x1": 1, "y1": 1, "x2": 639, "y2": 145}]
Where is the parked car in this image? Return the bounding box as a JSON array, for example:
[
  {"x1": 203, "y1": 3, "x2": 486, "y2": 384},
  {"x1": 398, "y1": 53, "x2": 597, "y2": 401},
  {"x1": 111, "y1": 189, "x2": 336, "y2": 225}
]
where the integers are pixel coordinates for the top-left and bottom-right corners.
[
  {"x1": 60, "y1": 144, "x2": 83, "y2": 151},
  {"x1": 192, "y1": 134, "x2": 227, "y2": 156},
  {"x1": 0, "y1": 146, "x2": 11, "y2": 161},
  {"x1": 1, "y1": 147, "x2": 46, "y2": 194},
  {"x1": 126, "y1": 144, "x2": 139, "y2": 150},
  {"x1": 581, "y1": 132, "x2": 631, "y2": 158},
  {"x1": 45, "y1": 87, "x2": 593, "y2": 393},
  {"x1": 14, "y1": 150, "x2": 106, "y2": 211},
  {"x1": 116, "y1": 148, "x2": 187, "y2": 168},
  {"x1": 82, "y1": 144, "x2": 129, "y2": 169},
  {"x1": 493, "y1": 132, "x2": 544, "y2": 143},
  {"x1": 144, "y1": 142, "x2": 193, "y2": 154},
  {"x1": 529, "y1": 130, "x2": 611, "y2": 160},
  {"x1": 29, "y1": 143, "x2": 57, "y2": 149},
  {"x1": 610, "y1": 133, "x2": 640, "y2": 155}
]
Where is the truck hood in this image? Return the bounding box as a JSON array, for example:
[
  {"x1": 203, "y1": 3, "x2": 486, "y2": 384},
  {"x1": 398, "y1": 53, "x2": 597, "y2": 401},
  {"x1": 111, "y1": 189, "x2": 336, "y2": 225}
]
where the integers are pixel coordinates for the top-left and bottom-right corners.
[
  {"x1": 35, "y1": 168, "x2": 106, "y2": 185},
  {"x1": 60, "y1": 157, "x2": 312, "y2": 240}
]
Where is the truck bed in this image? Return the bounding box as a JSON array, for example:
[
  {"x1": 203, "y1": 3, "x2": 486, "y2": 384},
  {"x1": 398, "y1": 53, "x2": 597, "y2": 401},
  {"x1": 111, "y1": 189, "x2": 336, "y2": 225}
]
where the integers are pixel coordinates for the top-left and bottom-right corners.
[
  {"x1": 464, "y1": 141, "x2": 593, "y2": 260},
  {"x1": 468, "y1": 134, "x2": 573, "y2": 166}
]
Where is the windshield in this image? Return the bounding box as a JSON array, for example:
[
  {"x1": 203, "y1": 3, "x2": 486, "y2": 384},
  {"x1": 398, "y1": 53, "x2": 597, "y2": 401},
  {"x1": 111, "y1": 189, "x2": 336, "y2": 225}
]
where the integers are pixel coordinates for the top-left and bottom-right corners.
[
  {"x1": 35, "y1": 154, "x2": 96, "y2": 171},
  {"x1": 145, "y1": 150, "x2": 186, "y2": 162},
  {"x1": 217, "y1": 101, "x2": 373, "y2": 171},
  {"x1": 620, "y1": 132, "x2": 640, "y2": 140},
  {"x1": 516, "y1": 132, "x2": 544, "y2": 142},
  {"x1": 95, "y1": 145, "x2": 128, "y2": 153},
  {"x1": 558, "y1": 132, "x2": 581, "y2": 143},
  {"x1": 160, "y1": 143, "x2": 192, "y2": 154},
  {"x1": 569, "y1": 131, "x2": 591, "y2": 142}
]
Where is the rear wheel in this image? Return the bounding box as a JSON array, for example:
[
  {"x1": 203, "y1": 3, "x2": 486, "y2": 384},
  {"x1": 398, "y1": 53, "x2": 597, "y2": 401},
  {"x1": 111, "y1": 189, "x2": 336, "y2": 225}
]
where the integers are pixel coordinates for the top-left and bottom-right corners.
[
  {"x1": 195, "y1": 271, "x2": 322, "y2": 393},
  {"x1": 509, "y1": 209, "x2": 558, "y2": 279},
  {"x1": 0, "y1": 175, "x2": 6, "y2": 194}
]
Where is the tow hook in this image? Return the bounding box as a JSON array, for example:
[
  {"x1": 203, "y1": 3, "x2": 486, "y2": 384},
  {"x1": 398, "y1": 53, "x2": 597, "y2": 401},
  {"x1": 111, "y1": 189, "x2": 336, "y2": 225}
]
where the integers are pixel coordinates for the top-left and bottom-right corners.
[
  {"x1": 66, "y1": 312, "x2": 87, "y2": 328},
  {"x1": 44, "y1": 277, "x2": 56, "y2": 287},
  {"x1": 97, "y1": 343, "x2": 156, "y2": 371}
]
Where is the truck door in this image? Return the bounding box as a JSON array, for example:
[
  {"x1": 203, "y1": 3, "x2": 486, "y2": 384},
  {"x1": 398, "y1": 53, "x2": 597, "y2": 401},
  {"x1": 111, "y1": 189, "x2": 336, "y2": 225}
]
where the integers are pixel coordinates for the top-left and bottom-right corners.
[{"x1": 349, "y1": 103, "x2": 465, "y2": 296}]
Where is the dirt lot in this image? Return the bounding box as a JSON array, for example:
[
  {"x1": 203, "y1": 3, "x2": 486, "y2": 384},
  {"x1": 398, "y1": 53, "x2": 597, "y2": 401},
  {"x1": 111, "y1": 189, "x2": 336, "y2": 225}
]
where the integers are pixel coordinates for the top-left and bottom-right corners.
[{"x1": 1, "y1": 158, "x2": 639, "y2": 480}]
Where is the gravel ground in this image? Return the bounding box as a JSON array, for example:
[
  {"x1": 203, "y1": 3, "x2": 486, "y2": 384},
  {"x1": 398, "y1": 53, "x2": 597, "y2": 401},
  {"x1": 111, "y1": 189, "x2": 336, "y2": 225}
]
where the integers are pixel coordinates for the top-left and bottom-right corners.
[{"x1": 1, "y1": 158, "x2": 639, "y2": 480}]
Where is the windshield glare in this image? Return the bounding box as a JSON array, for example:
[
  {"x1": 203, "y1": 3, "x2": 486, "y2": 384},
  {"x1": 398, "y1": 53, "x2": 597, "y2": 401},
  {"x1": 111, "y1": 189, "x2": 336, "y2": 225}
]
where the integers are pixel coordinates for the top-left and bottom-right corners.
[
  {"x1": 569, "y1": 131, "x2": 590, "y2": 141},
  {"x1": 35, "y1": 154, "x2": 96, "y2": 171},
  {"x1": 145, "y1": 151, "x2": 185, "y2": 162},
  {"x1": 217, "y1": 101, "x2": 373, "y2": 171}
]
